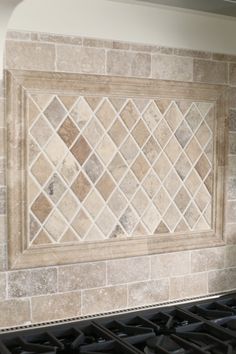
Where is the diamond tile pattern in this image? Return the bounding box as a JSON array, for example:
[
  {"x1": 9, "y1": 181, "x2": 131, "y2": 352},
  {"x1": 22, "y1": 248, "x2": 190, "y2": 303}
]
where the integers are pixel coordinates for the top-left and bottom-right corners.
[{"x1": 28, "y1": 95, "x2": 214, "y2": 245}]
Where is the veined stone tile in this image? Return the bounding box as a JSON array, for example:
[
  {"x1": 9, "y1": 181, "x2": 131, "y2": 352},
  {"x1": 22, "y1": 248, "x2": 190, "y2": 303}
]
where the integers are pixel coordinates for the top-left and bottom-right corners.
[
  {"x1": 208, "y1": 268, "x2": 236, "y2": 293},
  {"x1": 170, "y1": 273, "x2": 208, "y2": 300},
  {"x1": 152, "y1": 54, "x2": 193, "y2": 81},
  {"x1": 151, "y1": 252, "x2": 190, "y2": 279},
  {"x1": 143, "y1": 102, "x2": 161, "y2": 131},
  {"x1": 0, "y1": 299, "x2": 30, "y2": 328},
  {"x1": 82, "y1": 285, "x2": 127, "y2": 315},
  {"x1": 193, "y1": 59, "x2": 227, "y2": 84},
  {"x1": 32, "y1": 292, "x2": 81, "y2": 323},
  {"x1": 128, "y1": 279, "x2": 169, "y2": 307},
  {"x1": 191, "y1": 247, "x2": 225, "y2": 273}
]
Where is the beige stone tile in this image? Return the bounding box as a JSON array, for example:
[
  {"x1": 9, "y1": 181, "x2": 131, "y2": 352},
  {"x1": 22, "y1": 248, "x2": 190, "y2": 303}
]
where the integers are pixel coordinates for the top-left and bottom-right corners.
[
  {"x1": 0, "y1": 244, "x2": 6, "y2": 271},
  {"x1": 191, "y1": 247, "x2": 225, "y2": 273},
  {"x1": 152, "y1": 54, "x2": 193, "y2": 81},
  {"x1": 132, "y1": 120, "x2": 150, "y2": 147},
  {"x1": 96, "y1": 172, "x2": 115, "y2": 201},
  {"x1": 225, "y1": 223, "x2": 236, "y2": 244},
  {"x1": 174, "y1": 187, "x2": 191, "y2": 213},
  {"x1": 225, "y1": 245, "x2": 236, "y2": 268},
  {"x1": 82, "y1": 285, "x2": 127, "y2": 315},
  {"x1": 30, "y1": 115, "x2": 53, "y2": 147},
  {"x1": 0, "y1": 187, "x2": 6, "y2": 215},
  {"x1": 31, "y1": 193, "x2": 53, "y2": 224},
  {"x1": 44, "y1": 172, "x2": 68, "y2": 205},
  {"x1": 32, "y1": 291, "x2": 81, "y2": 323},
  {"x1": 7, "y1": 30, "x2": 31, "y2": 40},
  {"x1": 229, "y1": 88, "x2": 236, "y2": 109},
  {"x1": 175, "y1": 153, "x2": 191, "y2": 181},
  {"x1": 109, "y1": 120, "x2": 128, "y2": 147},
  {"x1": 58, "y1": 262, "x2": 106, "y2": 292},
  {"x1": 184, "y1": 202, "x2": 201, "y2": 229},
  {"x1": 8, "y1": 268, "x2": 57, "y2": 298},
  {"x1": 142, "y1": 171, "x2": 160, "y2": 198},
  {"x1": 230, "y1": 63, "x2": 236, "y2": 85},
  {"x1": 173, "y1": 48, "x2": 211, "y2": 59},
  {"x1": 97, "y1": 135, "x2": 116, "y2": 165},
  {"x1": 120, "y1": 136, "x2": 139, "y2": 163},
  {"x1": 112, "y1": 41, "x2": 130, "y2": 50},
  {"x1": 31, "y1": 154, "x2": 53, "y2": 186},
  {"x1": 229, "y1": 156, "x2": 236, "y2": 177},
  {"x1": 131, "y1": 154, "x2": 150, "y2": 182},
  {"x1": 45, "y1": 210, "x2": 67, "y2": 241},
  {"x1": 107, "y1": 257, "x2": 149, "y2": 285},
  {"x1": 142, "y1": 205, "x2": 160, "y2": 233},
  {"x1": 58, "y1": 152, "x2": 79, "y2": 184},
  {"x1": 0, "y1": 99, "x2": 4, "y2": 128},
  {"x1": 153, "y1": 187, "x2": 171, "y2": 215},
  {"x1": 56, "y1": 45, "x2": 105, "y2": 74},
  {"x1": 120, "y1": 101, "x2": 139, "y2": 129},
  {"x1": 193, "y1": 59, "x2": 227, "y2": 84},
  {"x1": 120, "y1": 206, "x2": 138, "y2": 234},
  {"x1": 45, "y1": 135, "x2": 68, "y2": 167},
  {"x1": 108, "y1": 153, "x2": 127, "y2": 182},
  {"x1": 229, "y1": 132, "x2": 236, "y2": 154},
  {"x1": 83, "y1": 37, "x2": 112, "y2": 48},
  {"x1": 0, "y1": 299, "x2": 30, "y2": 328},
  {"x1": 84, "y1": 190, "x2": 105, "y2": 218},
  {"x1": 38, "y1": 33, "x2": 82, "y2": 45},
  {"x1": 227, "y1": 201, "x2": 236, "y2": 223},
  {"x1": 108, "y1": 189, "x2": 127, "y2": 218},
  {"x1": 154, "y1": 120, "x2": 172, "y2": 148},
  {"x1": 120, "y1": 171, "x2": 139, "y2": 199},
  {"x1": 212, "y1": 53, "x2": 236, "y2": 62},
  {"x1": 107, "y1": 50, "x2": 151, "y2": 77},
  {"x1": 72, "y1": 209, "x2": 92, "y2": 239},
  {"x1": 96, "y1": 207, "x2": 116, "y2": 237},
  {"x1": 0, "y1": 273, "x2": 6, "y2": 300},
  {"x1": 83, "y1": 120, "x2": 104, "y2": 148},
  {"x1": 163, "y1": 204, "x2": 181, "y2": 231},
  {"x1": 33, "y1": 230, "x2": 52, "y2": 245},
  {"x1": 153, "y1": 153, "x2": 171, "y2": 180},
  {"x1": 164, "y1": 136, "x2": 182, "y2": 164},
  {"x1": 143, "y1": 102, "x2": 162, "y2": 130},
  {"x1": 71, "y1": 136, "x2": 91, "y2": 165},
  {"x1": 96, "y1": 99, "x2": 116, "y2": 129},
  {"x1": 151, "y1": 252, "x2": 190, "y2": 279},
  {"x1": 84, "y1": 154, "x2": 104, "y2": 183},
  {"x1": 58, "y1": 191, "x2": 78, "y2": 222},
  {"x1": 128, "y1": 279, "x2": 169, "y2": 307},
  {"x1": 29, "y1": 214, "x2": 40, "y2": 241},
  {"x1": 131, "y1": 188, "x2": 149, "y2": 216},
  {"x1": 143, "y1": 137, "x2": 160, "y2": 164},
  {"x1": 208, "y1": 268, "x2": 236, "y2": 293},
  {"x1": 229, "y1": 110, "x2": 236, "y2": 131},
  {"x1": 170, "y1": 273, "x2": 208, "y2": 300},
  {"x1": 0, "y1": 216, "x2": 6, "y2": 244},
  {"x1": 0, "y1": 128, "x2": 5, "y2": 157},
  {"x1": 70, "y1": 98, "x2": 92, "y2": 128},
  {"x1": 163, "y1": 169, "x2": 181, "y2": 196},
  {"x1": 227, "y1": 177, "x2": 236, "y2": 200},
  {"x1": 6, "y1": 40, "x2": 56, "y2": 70},
  {"x1": 58, "y1": 117, "x2": 79, "y2": 147}
]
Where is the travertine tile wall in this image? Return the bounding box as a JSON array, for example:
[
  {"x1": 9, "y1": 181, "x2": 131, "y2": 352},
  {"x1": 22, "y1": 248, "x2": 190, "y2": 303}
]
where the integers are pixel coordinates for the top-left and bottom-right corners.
[{"x1": 0, "y1": 30, "x2": 235, "y2": 328}]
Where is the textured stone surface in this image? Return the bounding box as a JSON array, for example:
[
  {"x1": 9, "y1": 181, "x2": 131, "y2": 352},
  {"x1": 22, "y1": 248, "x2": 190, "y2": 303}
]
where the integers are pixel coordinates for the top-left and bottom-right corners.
[
  {"x1": 128, "y1": 279, "x2": 169, "y2": 307},
  {"x1": 170, "y1": 273, "x2": 208, "y2": 300},
  {"x1": 193, "y1": 59, "x2": 227, "y2": 84},
  {"x1": 152, "y1": 54, "x2": 193, "y2": 81},
  {"x1": 0, "y1": 299, "x2": 31, "y2": 328},
  {"x1": 225, "y1": 245, "x2": 236, "y2": 268},
  {"x1": 191, "y1": 247, "x2": 225, "y2": 273},
  {"x1": 208, "y1": 268, "x2": 236, "y2": 293},
  {"x1": 151, "y1": 252, "x2": 190, "y2": 279}
]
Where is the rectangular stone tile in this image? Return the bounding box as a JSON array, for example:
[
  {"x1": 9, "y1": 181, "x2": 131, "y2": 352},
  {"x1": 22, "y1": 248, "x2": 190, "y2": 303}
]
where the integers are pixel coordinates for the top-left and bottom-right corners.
[
  {"x1": 0, "y1": 299, "x2": 30, "y2": 328},
  {"x1": 8, "y1": 268, "x2": 57, "y2": 297},
  {"x1": 56, "y1": 45, "x2": 105, "y2": 74},
  {"x1": 173, "y1": 48, "x2": 211, "y2": 59},
  {"x1": 107, "y1": 257, "x2": 149, "y2": 285},
  {"x1": 0, "y1": 216, "x2": 6, "y2": 244},
  {"x1": 128, "y1": 279, "x2": 169, "y2": 307},
  {"x1": 193, "y1": 59, "x2": 227, "y2": 84},
  {"x1": 225, "y1": 245, "x2": 236, "y2": 268},
  {"x1": 227, "y1": 177, "x2": 236, "y2": 200},
  {"x1": 0, "y1": 99, "x2": 4, "y2": 127},
  {"x1": 0, "y1": 245, "x2": 6, "y2": 272},
  {"x1": 6, "y1": 31, "x2": 31, "y2": 40},
  {"x1": 226, "y1": 201, "x2": 236, "y2": 223},
  {"x1": 6, "y1": 41, "x2": 56, "y2": 71},
  {"x1": 58, "y1": 262, "x2": 106, "y2": 292},
  {"x1": 229, "y1": 88, "x2": 236, "y2": 109},
  {"x1": 0, "y1": 158, "x2": 5, "y2": 186},
  {"x1": 112, "y1": 41, "x2": 130, "y2": 50},
  {"x1": 31, "y1": 291, "x2": 81, "y2": 323},
  {"x1": 225, "y1": 223, "x2": 236, "y2": 244},
  {"x1": 38, "y1": 33, "x2": 82, "y2": 45},
  {"x1": 130, "y1": 43, "x2": 156, "y2": 53},
  {"x1": 230, "y1": 63, "x2": 236, "y2": 85},
  {"x1": 229, "y1": 110, "x2": 236, "y2": 131},
  {"x1": 228, "y1": 156, "x2": 236, "y2": 177},
  {"x1": 213, "y1": 53, "x2": 236, "y2": 62},
  {"x1": 229, "y1": 132, "x2": 236, "y2": 155},
  {"x1": 0, "y1": 187, "x2": 6, "y2": 215},
  {"x1": 151, "y1": 252, "x2": 190, "y2": 279},
  {"x1": 0, "y1": 272, "x2": 6, "y2": 300},
  {"x1": 107, "y1": 50, "x2": 151, "y2": 77},
  {"x1": 170, "y1": 273, "x2": 208, "y2": 300},
  {"x1": 0, "y1": 128, "x2": 4, "y2": 157},
  {"x1": 191, "y1": 247, "x2": 225, "y2": 273},
  {"x1": 208, "y1": 268, "x2": 236, "y2": 293},
  {"x1": 82, "y1": 285, "x2": 127, "y2": 315},
  {"x1": 152, "y1": 54, "x2": 193, "y2": 81},
  {"x1": 83, "y1": 37, "x2": 112, "y2": 48}
]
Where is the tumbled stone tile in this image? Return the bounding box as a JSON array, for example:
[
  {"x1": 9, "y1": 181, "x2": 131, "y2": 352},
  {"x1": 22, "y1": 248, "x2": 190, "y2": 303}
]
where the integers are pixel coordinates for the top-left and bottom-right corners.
[
  {"x1": 191, "y1": 247, "x2": 225, "y2": 273},
  {"x1": 230, "y1": 63, "x2": 236, "y2": 85},
  {"x1": 38, "y1": 33, "x2": 82, "y2": 45},
  {"x1": 227, "y1": 201, "x2": 236, "y2": 223},
  {"x1": 6, "y1": 41, "x2": 56, "y2": 71},
  {"x1": 152, "y1": 54, "x2": 193, "y2": 81},
  {"x1": 0, "y1": 99, "x2": 4, "y2": 128},
  {"x1": 83, "y1": 37, "x2": 112, "y2": 48},
  {"x1": 0, "y1": 216, "x2": 6, "y2": 244},
  {"x1": 229, "y1": 132, "x2": 236, "y2": 154},
  {"x1": 193, "y1": 59, "x2": 227, "y2": 84},
  {"x1": 56, "y1": 45, "x2": 105, "y2": 74},
  {"x1": 0, "y1": 272, "x2": 6, "y2": 300},
  {"x1": 173, "y1": 48, "x2": 211, "y2": 59},
  {"x1": 229, "y1": 156, "x2": 236, "y2": 177},
  {"x1": 107, "y1": 257, "x2": 149, "y2": 285},
  {"x1": 58, "y1": 262, "x2": 106, "y2": 292},
  {"x1": 208, "y1": 268, "x2": 236, "y2": 293},
  {"x1": 7, "y1": 31, "x2": 31, "y2": 40},
  {"x1": 128, "y1": 279, "x2": 169, "y2": 307},
  {"x1": 225, "y1": 245, "x2": 236, "y2": 268},
  {"x1": 82, "y1": 285, "x2": 127, "y2": 315},
  {"x1": 229, "y1": 88, "x2": 236, "y2": 109},
  {"x1": 213, "y1": 53, "x2": 236, "y2": 62},
  {"x1": 151, "y1": 252, "x2": 190, "y2": 279},
  {"x1": 107, "y1": 50, "x2": 151, "y2": 77},
  {"x1": 8, "y1": 268, "x2": 57, "y2": 297},
  {"x1": 32, "y1": 291, "x2": 81, "y2": 323},
  {"x1": 0, "y1": 187, "x2": 6, "y2": 215},
  {"x1": 170, "y1": 273, "x2": 208, "y2": 300},
  {"x1": 225, "y1": 223, "x2": 236, "y2": 244},
  {"x1": 229, "y1": 110, "x2": 236, "y2": 131},
  {"x1": 0, "y1": 299, "x2": 30, "y2": 328}
]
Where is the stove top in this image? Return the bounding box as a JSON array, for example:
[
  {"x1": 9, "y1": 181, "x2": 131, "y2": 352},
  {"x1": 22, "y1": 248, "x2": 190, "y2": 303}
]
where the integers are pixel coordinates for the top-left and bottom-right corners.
[{"x1": 1, "y1": 293, "x2": 236, "y2": 354}]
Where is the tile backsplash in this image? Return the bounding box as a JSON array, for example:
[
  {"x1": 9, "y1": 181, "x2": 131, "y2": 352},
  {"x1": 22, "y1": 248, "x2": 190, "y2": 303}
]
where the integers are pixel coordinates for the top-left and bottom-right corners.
[{"x1": 0, "y1": 30, "x2": 235, "y2": 328}]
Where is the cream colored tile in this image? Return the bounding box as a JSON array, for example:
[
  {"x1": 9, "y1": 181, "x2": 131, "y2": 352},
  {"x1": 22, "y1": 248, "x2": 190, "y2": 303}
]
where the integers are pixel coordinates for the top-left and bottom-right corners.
[
  {"x1": 128, "y1": 279, "x2": 169, "y2": 307},
  {"x1": 208, "y1": 268, "x2": 236, "y2": 293},
  {"x1": 152, "y1": 54, "x2": 193, "y2": 81},
  {"x1": 191, "y1": 247, "x2": 225, "y2": 273},
  {"x1": 193, "y1": 59, "x2": 227, "y2": 84},
  {"x1": 170, "y1": 273, "x2": 208, "y2": 300},
  {"x1": 0, "y1": 299, "x2": 30, "y2": 328},
  {"x1": 151, "y1": 252, "x2": 190, "y2": 279}
]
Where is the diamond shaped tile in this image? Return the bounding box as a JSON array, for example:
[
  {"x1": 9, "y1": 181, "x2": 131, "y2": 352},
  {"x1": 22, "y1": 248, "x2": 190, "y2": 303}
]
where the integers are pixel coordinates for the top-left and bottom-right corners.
[
  {"x1": 195, "y1": 122, "x2": 211, "y2": 148},
  {"x1": 194, "y1": 216, "x2": 210, "y2": 231},
  {"x1": 120, "y1": 136, "x2": 139, "y2": 163},
  {"x1": 174, "y1": 218, "x2": 189, "y2": 233},
  {"x1": 194, "y1": 184, "x2": 211, "y2": 212},
  {"x1": 96, "y1": 207, "x2": 116, "y2": 237},
  {"x1": 44, "y1": 173, "x2": 67, "y2": 204},
  {"x1": 29, "y1": 137, "x2": 40, "y2": 165},
  {"x1": 143, "y1": 137, "x2": 160, "y2": 164},
  {"x1": 120, "y1": 171, "x2": 139, "y2": 199},
  {"x1": 108, "y1": 152, "x2": 127, "y2": 182},
  {"x1": 131, "y1": 154, "x2": 150, "y2": 182},
  {"x1": 204, "y1": 140, "x2": 213, "y2": 164},
  {"x1": 109, "y1": 98, "x2": 126, "y2": 111},
  {"x1": 58, "y1": 191, "x2": 78, "y2": 222},
  {"x1": 110, "y1": 224, "x2": 125, "y2": 239},
  {"x1": 45, "y1": 134, "x2": 68, "y2": 167},
  {"x1": 30, "y1": 115, "x2": 53, "y2": 147},
  {"x1": 154, "y1": 221, "x2": 169, "y2": 234},
  {"x1": 120, "y1": 206, "x2": 138, "y2": 234},
  {"x1": 153, "y1": 119, "x2": 172, "y2": 148},
  {"x1": 164, "y1": 136, "x2": 182, "y2": 164},
  {"x1": 28, "y1": 96, "x2": 40, "y2": 126},
  {"x1": 185, "y1": 137, "x2": 202, "y2": 163},
  {"x1": 153, "y1": 153, "x2": 171, "y2": 180},
  {"x1": 84, "y1": 96, "x2": 102, "y2": 111},
  {"x1": 185, "y1": 104, "x2": 202, "y2": 132},
  {"x1": 84, "y1": 154, "x2": 103, "y2": 183},
  {"x1": 29, "y1": 213, "x2": 40, "y2": 241},
  {"x1": 131, "y1": 120, "x2": 150, "y2": 147},
  {"x1": 184, "y1": 202, "x2": 200, "y2": 228},
  {"x1": 72, "y1": 209, "x2": 91, "y2": 238},
  {"x1": 203, "y1": 203, "x2": 212, "y2": 226},
  {"x1": 142, "y1": 101, "x2": 161, "y2": 131},
  {"x1": 155, "y1": 99, "x2": 171, "y2": 114},
  {"x1": 185, "y1": 169, "x2": 202, "y2": 196},
  {"x1": 30, "y1": 93, "x2": 52, "y2": 112},
  {"x1": 72, "y1": 172, "x2": 91, "y2": 201},
  {"x1": 163, "y1": 204, "x2": 181, "y2": 231},
  {"x1": 108, "y1": 119, "x2": 128, "y2": 147},
  {"x1": 96, "y1": 99, "x2": 116, "y2": 129},
  {"x1": 142, "y1": 171, "x2": 160, "y2": 199},
  {"x1": 84, "y1": 190, "x2": 105, "y2": 218},
  {"x1": 164, "y1": 169, "x2": 181, "y2": 197},
  {"x1": 175, "y1": 153, "x2": 191, "y2": 181},
  {"x1": 195, "y1": 154, "x2": 211, "y2": 180},
  {"x1": 205, "y1": 107, "x2": 214, "y2": 131},
  {"x1": 57, "y1": 117, "x2": 79, "y2": 147},
  {"x1": 28, "y1": 176, "x2": 40, "y2": 205},
  {"x1": 84, "y1": 225, "x2": 104, "y2": 241},
  {"x1": 133, "y1": 222, "x2": 149, "y2": 236},
  {"x1": 142, "y1": 204, "x2": 160, "y2": 233},
  {"x1": 58, "y1": 152, "x2": 79, "y2": 184},
  {"x1": 31, "y1": 154, "x2": 53, "y2": 186},
  {"x1": 83, "y1": 119, "x2": 104, "y2": 148},
  {"x1": 44, "y1": 97, "x2": 67, "y2": 129},
  {"x1": 175, "y1": 121, "x2": 192, "y2": 148},
  {"x1": 70, "y1": 98, "x2": 92, "y2": 128},
  {"x1": 58, "y1": 95, "x2": 78, "y2": 111},
  {"x1": 120, "y1": 101, "x2": 139, "y2": 129},
  {"x1": 71, "y1": 136, "x2": 91, "y2": 165},
  {"x1": 153, "y1": 187, "x2": 171, "y2": 215},
  {"x1": 108, "y1": 188, "x2": 127, "y2": 218},
  {"x1": 60, "y1": 228, "x2": 79, "y2": 243},
  {"x1": 96, "y1": 172, "x2": 115, "y2": 201},
  {"x1": 176, "y1": 100, "x2": 192, "y2": 115},
  {"x1": 164, "y1": 103, "x2": 182, "y2": 131},
  {"x1": 97, "y1": 135, "x2": 116, "y2": 165},
  {"x1": 44, "y1": 210, "x2": 67, "y2": 241},
  {"x1": 32, "y1": 230, "x2": 53, "y2": 245},
  {"x1": 204, "y1": 172, "x2": 213, "y2": 194},
  {"x1": 174, "y1": 186, "x2": 190, "y2": 213},
  {"x1": 133, "y1": 98, "x2": 149, "y2": 113},
  {"x1": 196, "y1": 102, "x2": 212, "y2": 117},
  {"x1": 131, "y1": 188, "x2": 149, "y2": 216}
]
